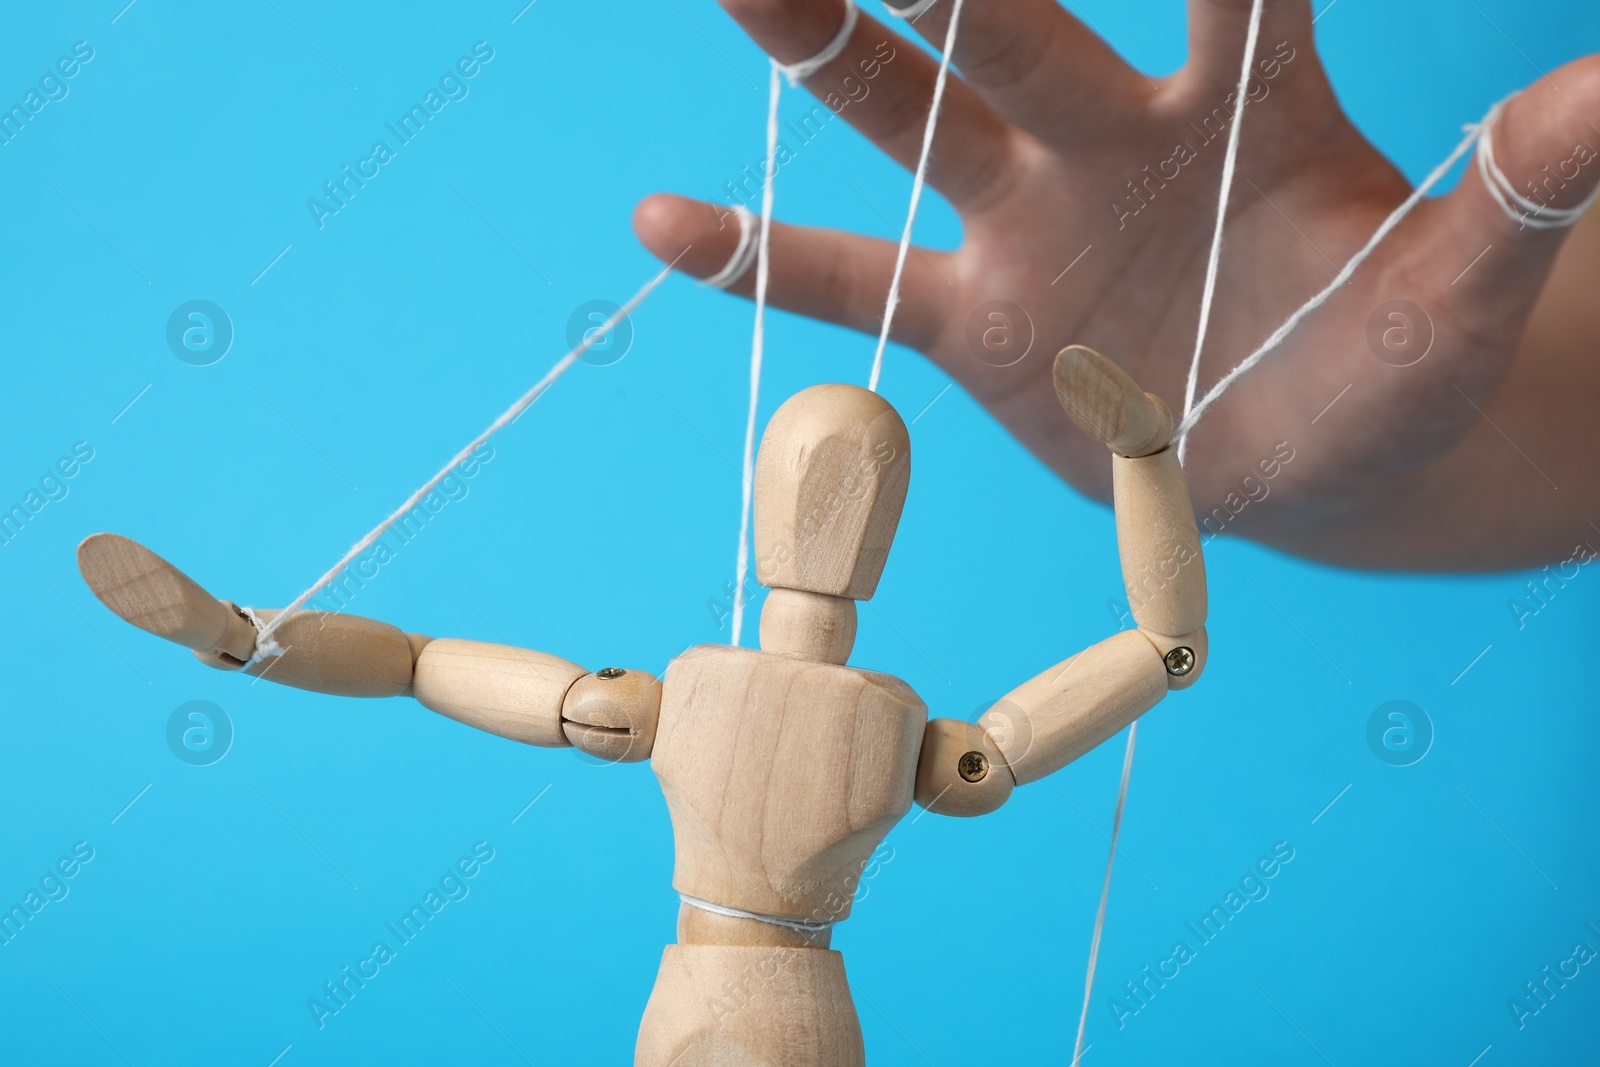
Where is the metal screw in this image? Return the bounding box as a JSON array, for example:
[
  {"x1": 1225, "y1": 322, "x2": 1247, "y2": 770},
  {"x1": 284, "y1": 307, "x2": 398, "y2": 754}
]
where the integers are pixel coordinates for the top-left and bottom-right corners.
[
  {"x1": 958, "y1": 751, "x2": 989, "y2": 783},
  {"x1": 596, "y1": 667, "x2": 627, "y2": 680},
  {"x1": 1164, "y1": 647, "x2": 1196, "y2": 677}
]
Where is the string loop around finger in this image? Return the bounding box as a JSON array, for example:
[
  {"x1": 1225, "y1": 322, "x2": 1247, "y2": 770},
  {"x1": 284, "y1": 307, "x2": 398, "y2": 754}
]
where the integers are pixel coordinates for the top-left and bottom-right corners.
[
  {"x1": 702, "y1": 205, "x2": 759, "y2": 290},
  {"x1": 885, "y1": 0, "x2": 941, "y2": 19},
  {"x1": 775, "y1": 1, "x2": 858, "y2": 86},
  {"x1": 1476, "y1": 98, "x2": 1599, "y2": 231}
]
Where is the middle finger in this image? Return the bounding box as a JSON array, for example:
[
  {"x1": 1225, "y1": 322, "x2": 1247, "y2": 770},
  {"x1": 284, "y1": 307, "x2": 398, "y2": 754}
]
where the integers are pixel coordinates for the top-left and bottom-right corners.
[{"x1": 721, "y1": 0, "x2": 1021, "y2": 211}]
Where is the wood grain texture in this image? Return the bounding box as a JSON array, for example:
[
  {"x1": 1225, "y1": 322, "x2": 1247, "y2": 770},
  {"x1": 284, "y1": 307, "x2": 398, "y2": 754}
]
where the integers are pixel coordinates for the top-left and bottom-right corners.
[
  {"x1": 411, "y1": 638, "x2": 584, "y2": 746},
  {"x1": 652, "y1": 645, "x2": 925, "y2": 924},
  {"x1": 1054, "y1": 345, "x2": 1173, "y2": 458},
  {"x1": 191, "y1": 608, "x2": 417, "y2": 698},
  {"x1": 753, "y1": 384, "x2": 910, "y2": 600},
  {"x1": 560, "y1": 668, "x2": 661, "y2": 763},
  {"x1": 758, "y1": 587, "x2": 856, "y2": 664},
  {"x1": 1113, "y1": 447, "x2": 1207, "y2": 638},
  {"x1": 76, "y1": 533, "x2": 257, "y2": 660},
  {"x1": 978, "y1": 630, "x2": 1169, "y2": 785},
  {"x1": 636, "y1": 945, "x2": 864, "y2": 1067},
  {"x1": 913, "y1": 717, "x2": 1014, "y2": 818},
  {"x1": 400, "y1": 633, "x2": 433, "y2": 696}
]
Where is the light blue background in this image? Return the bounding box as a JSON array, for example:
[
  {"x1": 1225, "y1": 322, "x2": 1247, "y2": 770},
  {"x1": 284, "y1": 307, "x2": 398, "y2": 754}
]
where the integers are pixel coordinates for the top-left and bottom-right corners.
[{"x1": 2, "y1": 1, "x2": 1597, "y2": 1063}]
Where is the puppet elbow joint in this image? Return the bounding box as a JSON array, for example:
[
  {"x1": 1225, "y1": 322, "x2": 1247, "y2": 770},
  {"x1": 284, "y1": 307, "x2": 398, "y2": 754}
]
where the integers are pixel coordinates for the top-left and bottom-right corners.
[{"x1": 1138, "y1": 626, "x2": 1208, "y2": 692}]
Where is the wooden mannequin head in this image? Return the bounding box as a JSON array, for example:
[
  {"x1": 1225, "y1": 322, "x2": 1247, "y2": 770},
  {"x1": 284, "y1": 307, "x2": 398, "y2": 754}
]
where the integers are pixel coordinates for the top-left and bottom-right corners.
[
  {"x1": 652, "y1": 384, "x2": 925, "y2": 981},
  {"x1": 753, "y1": 384, "x2": 911, "y2": 663}
]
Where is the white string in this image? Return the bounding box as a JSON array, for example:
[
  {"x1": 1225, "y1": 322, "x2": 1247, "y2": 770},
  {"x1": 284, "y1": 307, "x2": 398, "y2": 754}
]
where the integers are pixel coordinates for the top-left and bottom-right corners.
[
  {"x1": 702, "y1": 205, "x2": 759, "y2": 289},
  {"x1": 1477, "y1": 99, "x2": 1600, "y2": 230},
  {"x1": 887, "y1": 0, "x2": 942, "y2": 19},
  {"x1": 1175, "y1": 96, "x2": 1511, "y2": 443},
  {"x1": 775, "y1": 1, "x2": 858, "y2": 87},
  {"x1": 237, "y1": 605, "x2": 283, "y2": 669},
  {"x1": 730, "y1": 0, "x2": 965, "y2": 637},
  {"x1": 868, "y1": 0, "x2": 967, "y2": 393},
  {"x1": 1176, "y1": 0, "x2": 1265, "y2": 465},
  {"x1": 1075, "y1": 81, "x2": 1590, "y2": 1066},
  {"x1": 1077, "y1": 1, "x2": 1263, "y2": 1053},
  {"x1": 678, "y1": 891, "x2": 835, "y2": 934},
  {"x1": 730, "y1": 62, "x2": 782, "y2": 649},
  {"x1": 251, "y1": 251, "x2": 688, "y2": 654},
  {"x1": 1071, "y1": 721, "x2": 1138, "y2": 1067}
]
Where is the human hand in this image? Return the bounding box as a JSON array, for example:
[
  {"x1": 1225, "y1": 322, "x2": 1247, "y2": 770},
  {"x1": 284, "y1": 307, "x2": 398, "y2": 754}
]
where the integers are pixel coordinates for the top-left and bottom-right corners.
[{"x1": 634, "y1": 0, "x2": 1600, "y2": 569}]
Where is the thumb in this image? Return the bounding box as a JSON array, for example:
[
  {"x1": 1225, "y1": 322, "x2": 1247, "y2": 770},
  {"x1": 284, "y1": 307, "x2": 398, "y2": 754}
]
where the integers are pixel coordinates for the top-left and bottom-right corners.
[{"x1": 1435, "y1": 56, "x2": 1600, "y2": 318}]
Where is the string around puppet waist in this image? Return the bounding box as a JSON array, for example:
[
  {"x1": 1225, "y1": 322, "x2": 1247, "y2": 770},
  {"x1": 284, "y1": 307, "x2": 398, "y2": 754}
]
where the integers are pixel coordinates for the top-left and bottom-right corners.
[
  {"x1": 700, "y1": 0, "x2": 1596, "y2": 1057},
  {"x1": 238, "y1": 0, "x2": 1592, "y2": 1054}
]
